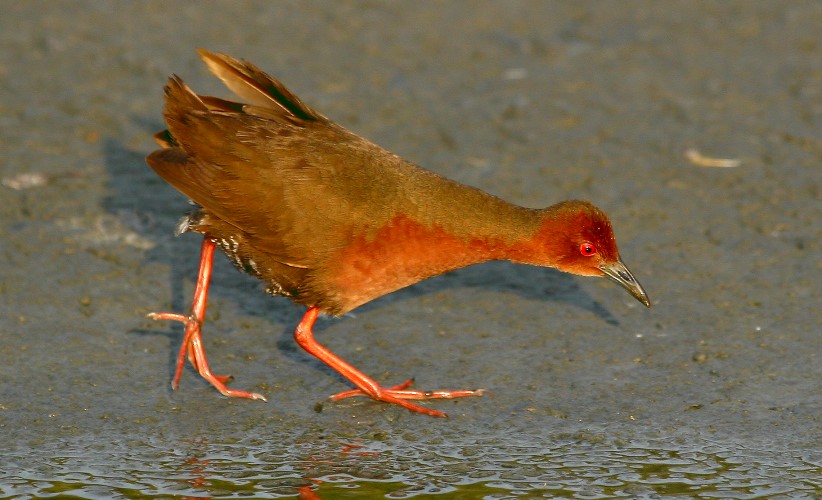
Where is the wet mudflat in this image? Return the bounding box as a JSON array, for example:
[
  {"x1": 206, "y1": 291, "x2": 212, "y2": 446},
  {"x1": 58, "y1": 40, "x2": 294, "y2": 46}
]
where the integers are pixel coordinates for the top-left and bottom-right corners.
[{"x1": 1, "y1": 1, "x2": 819, "y2": 497}]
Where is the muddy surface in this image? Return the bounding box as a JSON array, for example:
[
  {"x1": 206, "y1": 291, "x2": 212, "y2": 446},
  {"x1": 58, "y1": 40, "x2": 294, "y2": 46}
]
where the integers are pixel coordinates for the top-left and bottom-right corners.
[{"x1": 1, "y1": 1, "x2": 819, "y2": 497}]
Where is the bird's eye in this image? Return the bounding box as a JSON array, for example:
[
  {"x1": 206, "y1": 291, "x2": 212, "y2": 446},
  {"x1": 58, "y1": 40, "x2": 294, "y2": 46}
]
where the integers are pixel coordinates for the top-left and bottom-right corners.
[{"x1": 580, "y1": 242, "x2": 597, "y2": 256}]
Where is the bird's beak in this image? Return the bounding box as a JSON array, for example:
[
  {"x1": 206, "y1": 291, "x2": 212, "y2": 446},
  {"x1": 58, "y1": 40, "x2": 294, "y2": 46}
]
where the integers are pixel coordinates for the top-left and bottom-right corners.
[{"x1": 599, "y1": 259, "x2": 651, "y2": 308}]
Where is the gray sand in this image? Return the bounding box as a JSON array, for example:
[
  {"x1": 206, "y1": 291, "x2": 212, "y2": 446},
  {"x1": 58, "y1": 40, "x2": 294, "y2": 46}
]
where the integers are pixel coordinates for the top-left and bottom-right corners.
[{"x1": 1, "y1": 1, "x2": 819, "y2": 496}]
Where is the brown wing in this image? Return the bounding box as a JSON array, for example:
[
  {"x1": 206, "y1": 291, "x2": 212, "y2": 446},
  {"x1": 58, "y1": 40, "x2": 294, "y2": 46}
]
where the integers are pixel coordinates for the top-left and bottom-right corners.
[
  {"x1": 146, "y1": 52, "x2": 415, "y2": 310},
  {"x1": 197, "y1": 49, "x2": 324, "y2": 122}
]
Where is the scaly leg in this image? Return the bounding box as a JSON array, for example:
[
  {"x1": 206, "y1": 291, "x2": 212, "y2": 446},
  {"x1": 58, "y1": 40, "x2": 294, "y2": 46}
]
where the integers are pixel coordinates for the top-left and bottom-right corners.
[
  {"x1": 294, "y1": 307, "x2": 484, "y2": 417},
  {"x1": 148, "y1": 237, "x2": 267, "y2": 401}
]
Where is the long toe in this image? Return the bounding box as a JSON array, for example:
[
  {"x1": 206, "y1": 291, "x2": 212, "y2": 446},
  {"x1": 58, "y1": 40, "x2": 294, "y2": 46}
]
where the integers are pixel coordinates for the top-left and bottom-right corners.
[
  {"x1": 329, "y1": 378, "x2": 416, "y2": 401},
  {"x1": 216, "y1": 385, "x2": 268, "y2": 402},
  {"x1": 328, "y1": 383, "x2": 484, "y2": 417}
]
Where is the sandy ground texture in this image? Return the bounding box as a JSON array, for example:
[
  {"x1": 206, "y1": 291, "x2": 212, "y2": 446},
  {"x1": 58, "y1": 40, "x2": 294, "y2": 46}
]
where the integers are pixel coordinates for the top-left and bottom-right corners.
[{"x1": 1, "y1": 1, "x2": 820, "y2": 497}]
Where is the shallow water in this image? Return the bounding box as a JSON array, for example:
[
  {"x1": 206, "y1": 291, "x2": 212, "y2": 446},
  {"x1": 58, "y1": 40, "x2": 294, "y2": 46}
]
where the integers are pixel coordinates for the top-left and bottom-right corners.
[{"x1": 5, "y1": 430, "x2": 819, "y2": 498}]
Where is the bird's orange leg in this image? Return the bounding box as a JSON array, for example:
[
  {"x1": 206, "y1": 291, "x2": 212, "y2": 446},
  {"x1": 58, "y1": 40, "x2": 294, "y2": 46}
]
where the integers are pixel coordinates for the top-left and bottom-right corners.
[
  {"x1": 294, "y1": 307, "x2": 484, "y2": 417},
  {"x1": 147, "y1": 237, "x2": 267, "y2": 401}
]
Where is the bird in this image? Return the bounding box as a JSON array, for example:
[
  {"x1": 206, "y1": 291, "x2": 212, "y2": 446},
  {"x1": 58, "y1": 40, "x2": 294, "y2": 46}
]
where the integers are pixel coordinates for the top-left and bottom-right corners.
[{"x1": 146, "y1": 49, "x2": 651, "y2": 418}]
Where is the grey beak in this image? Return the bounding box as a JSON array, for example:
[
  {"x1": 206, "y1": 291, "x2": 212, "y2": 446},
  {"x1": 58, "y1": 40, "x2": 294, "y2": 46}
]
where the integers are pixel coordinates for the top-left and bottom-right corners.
[{"x1": 600, "y1": 259, "x2": 651, "y2": 308}]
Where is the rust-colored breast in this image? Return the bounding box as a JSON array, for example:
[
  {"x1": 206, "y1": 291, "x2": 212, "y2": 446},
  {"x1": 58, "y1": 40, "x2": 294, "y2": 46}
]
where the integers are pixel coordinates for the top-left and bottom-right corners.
[{"x1": 314, "y1": 214, "x2": 505, "y2": 314}]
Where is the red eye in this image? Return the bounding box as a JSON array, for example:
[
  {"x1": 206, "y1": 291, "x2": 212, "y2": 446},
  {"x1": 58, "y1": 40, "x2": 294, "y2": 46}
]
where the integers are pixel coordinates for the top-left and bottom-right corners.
[{"x1": 580, "y1": 242, "x2": 597, "y2": 256}]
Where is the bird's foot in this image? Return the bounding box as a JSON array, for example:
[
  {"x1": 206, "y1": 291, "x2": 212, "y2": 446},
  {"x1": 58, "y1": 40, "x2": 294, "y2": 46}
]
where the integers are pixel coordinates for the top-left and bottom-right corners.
[
  {"x1": 329, "y1": 378, "x2": 485, "y2": 418},
  {"x1": 294, "y1": 307, "x2": 484, "y2": 417},
  {"x1": 147, "y1": 311, "x2": 267, "y2": 402}
]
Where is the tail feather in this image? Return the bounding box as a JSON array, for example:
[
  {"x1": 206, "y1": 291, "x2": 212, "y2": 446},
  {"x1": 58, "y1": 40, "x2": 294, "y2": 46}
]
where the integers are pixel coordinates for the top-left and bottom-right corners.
[
  {"x1": 146, "y1": 148, "x2": 213, "y2": 204},
  {"x1": 152, "y1": 76, "x2": 205, "y2": 148}
]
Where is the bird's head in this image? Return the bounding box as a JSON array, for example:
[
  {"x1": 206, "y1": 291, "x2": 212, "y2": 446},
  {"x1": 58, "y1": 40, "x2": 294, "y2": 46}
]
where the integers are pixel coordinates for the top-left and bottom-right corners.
[{"x1": 530, "y1": 200, "x2": 651, "y2": 307}]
